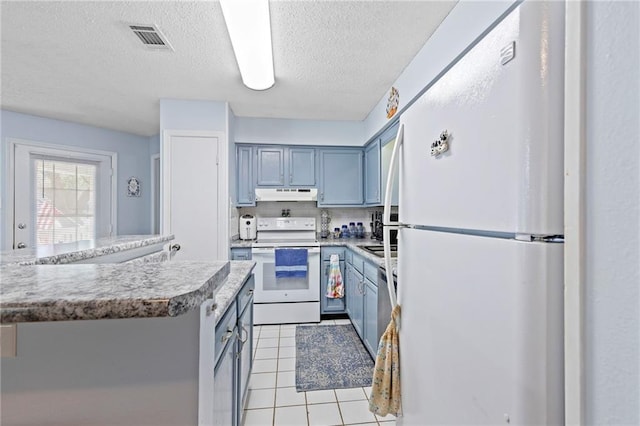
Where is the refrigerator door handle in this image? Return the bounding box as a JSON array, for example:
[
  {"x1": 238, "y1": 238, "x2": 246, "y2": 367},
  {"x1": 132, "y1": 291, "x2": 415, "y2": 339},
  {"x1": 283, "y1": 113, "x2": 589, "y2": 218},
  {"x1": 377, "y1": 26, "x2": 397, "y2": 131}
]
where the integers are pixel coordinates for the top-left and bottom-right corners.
[{"x1": 383, "y1": 123, "x2": 404, "y2": 311}]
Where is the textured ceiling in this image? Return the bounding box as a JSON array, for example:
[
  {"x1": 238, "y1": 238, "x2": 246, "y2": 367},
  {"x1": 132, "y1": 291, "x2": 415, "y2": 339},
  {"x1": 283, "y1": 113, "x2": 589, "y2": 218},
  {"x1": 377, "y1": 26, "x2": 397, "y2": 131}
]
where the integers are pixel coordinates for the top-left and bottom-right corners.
[{"x1": 1, "y1": 1, "x2": 457, "y2": 136}]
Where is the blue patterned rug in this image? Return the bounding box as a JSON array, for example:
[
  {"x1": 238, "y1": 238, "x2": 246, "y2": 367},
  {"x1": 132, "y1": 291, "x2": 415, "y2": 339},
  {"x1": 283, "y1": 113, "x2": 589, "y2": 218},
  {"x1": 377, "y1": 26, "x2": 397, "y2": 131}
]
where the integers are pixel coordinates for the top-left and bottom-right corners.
[{"x1": 295, "y1": 324, "x2": 373, "y2": 392}]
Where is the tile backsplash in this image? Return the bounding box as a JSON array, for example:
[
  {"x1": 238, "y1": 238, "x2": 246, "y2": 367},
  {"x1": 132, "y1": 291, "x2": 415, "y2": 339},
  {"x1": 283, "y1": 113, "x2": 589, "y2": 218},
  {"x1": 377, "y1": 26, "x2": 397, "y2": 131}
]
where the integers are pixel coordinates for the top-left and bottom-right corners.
[{"x1": 235, "y1": 202, "x2": 384, "y2": 236}]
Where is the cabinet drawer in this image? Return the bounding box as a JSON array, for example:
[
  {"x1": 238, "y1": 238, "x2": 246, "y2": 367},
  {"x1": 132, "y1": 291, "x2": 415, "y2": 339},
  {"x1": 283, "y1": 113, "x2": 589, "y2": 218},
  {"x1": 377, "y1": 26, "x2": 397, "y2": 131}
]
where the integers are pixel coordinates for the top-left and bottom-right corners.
[
  {"x1": 237, "y1": 275, "x2": 255, "y2": 316},
  {"x1": 215, "y1": 302, "x2": 237, "y2": 365},
  {"x1": 322, "y1": 247, "x2": 345, "y2": 261},
  {"x1": 351, "y1": 253, "x2": 364, "y2": 274},
  {"x1": 364, "y1": 261, "x2": 378, "y2": 285}
]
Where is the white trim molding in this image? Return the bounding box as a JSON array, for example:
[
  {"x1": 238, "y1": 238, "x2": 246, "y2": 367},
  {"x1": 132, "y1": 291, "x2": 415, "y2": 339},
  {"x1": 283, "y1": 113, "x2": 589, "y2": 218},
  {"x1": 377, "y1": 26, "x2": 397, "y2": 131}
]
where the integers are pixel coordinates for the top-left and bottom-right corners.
[
  {"x1": 6, "y1": 138, "x2": 118, "y2": 249},
  {"x1": 150, "y1": 153, "x2": 161, "y2": 234},
  {"x1": 564, "y1": 1, "x2": 586, "y2": 424}
]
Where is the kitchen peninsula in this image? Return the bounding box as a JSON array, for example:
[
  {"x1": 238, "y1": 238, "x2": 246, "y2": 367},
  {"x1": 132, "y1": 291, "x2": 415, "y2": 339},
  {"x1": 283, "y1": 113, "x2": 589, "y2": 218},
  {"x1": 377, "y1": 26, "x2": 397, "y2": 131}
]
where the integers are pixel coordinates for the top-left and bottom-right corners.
[{"x1": 0, "y1": 236, "x2": 256, "y2": 426}]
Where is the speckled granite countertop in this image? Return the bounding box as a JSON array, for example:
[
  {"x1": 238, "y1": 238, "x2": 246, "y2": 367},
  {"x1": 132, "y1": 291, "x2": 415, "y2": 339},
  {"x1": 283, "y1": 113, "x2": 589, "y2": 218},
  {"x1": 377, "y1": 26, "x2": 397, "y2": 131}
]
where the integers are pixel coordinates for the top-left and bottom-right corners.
[
  {"x1": 0, "y1": 235, "x2": 174, "y2": 266},
  {"x1": 0, "y1": 261, "x2": 229, "y2": 323},
  {"x1": 213, "y1": 261, "x2": 256, "y2": 325},
  {"x1": 230, "y1": 238, "x2": 398, "y2": 275}
]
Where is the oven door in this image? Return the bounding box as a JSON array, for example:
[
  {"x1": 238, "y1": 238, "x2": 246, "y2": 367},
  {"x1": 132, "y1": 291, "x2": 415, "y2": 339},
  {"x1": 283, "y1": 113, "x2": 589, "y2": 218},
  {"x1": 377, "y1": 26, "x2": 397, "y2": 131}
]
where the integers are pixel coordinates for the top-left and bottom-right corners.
[{"x1": 251, "y1": 247, "x2": 320, "y2": 303}]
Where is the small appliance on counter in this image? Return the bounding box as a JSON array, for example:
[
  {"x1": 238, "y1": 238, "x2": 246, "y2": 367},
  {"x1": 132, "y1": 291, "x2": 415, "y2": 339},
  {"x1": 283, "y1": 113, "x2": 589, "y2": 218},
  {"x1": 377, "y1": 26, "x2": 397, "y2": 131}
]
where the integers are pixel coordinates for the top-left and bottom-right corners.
[
  {"x1": 239, "y1": 214, "x2": 257, "y2": 240},
  {"x1": 372, "y1": 211, "x2": 398, "y2": 243}
]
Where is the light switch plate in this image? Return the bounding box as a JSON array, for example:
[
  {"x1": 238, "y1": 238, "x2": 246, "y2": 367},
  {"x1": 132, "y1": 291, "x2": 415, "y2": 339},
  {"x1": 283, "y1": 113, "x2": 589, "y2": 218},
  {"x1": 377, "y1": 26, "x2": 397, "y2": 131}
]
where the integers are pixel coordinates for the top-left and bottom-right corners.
[{"x1": 0, "y1": 324, "x2": 17, "y2": 357}]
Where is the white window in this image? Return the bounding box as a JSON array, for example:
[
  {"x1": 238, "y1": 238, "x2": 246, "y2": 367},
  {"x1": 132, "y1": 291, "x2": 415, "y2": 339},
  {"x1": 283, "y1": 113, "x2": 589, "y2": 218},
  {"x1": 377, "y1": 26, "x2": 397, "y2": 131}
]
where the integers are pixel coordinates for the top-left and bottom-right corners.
[
  {"x1": 33, "y1": 158, "x2": 98, "y2": 245},
  {"x1": 9, "y1": 140, "x2": 116, "y2": 249}
]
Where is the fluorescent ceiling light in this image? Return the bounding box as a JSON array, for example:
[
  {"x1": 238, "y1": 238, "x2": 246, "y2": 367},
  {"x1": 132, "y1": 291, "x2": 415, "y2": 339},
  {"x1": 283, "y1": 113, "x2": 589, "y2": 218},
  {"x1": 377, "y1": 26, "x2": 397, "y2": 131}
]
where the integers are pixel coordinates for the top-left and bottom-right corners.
[{"x1": 220, "y1": 0, "x2": 275, "y2": 91}]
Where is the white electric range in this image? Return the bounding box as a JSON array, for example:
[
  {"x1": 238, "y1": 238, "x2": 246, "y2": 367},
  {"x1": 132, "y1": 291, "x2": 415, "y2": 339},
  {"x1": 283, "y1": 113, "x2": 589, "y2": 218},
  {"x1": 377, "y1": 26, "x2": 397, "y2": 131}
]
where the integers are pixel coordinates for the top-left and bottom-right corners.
[{"x1": 251, "y1": 217, "x2": 320, "y2": 324}]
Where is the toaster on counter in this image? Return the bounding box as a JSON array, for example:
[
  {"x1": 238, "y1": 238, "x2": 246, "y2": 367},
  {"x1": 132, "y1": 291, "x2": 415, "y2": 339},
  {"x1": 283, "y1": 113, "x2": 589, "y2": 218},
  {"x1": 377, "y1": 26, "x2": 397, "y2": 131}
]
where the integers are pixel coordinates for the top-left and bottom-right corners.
[{"x1": 239, "y1": 215, "x2": 257, "y2": 240}]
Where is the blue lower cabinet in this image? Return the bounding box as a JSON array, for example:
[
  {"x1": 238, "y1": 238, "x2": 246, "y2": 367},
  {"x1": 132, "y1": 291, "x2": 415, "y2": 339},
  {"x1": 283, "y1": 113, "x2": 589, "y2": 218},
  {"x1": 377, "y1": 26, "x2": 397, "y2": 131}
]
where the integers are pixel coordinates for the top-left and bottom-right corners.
[
  {"x1": 214, "y1": 325, "x2": 237, "y2": 426},
  {"x1": 321, "y1": 259, "x2": 347, "y2": 314},
  {"x1": 214, "y1": 274, "x2": 255, "y2": 426},
  {"x1": 230, "y1": 247, "x2": 252, "y2": 260},
  {"x1": 351, "y1": 268, "x2": 364, "y2": 339},
  {"x1": 236, "y1": 277, "x2": 254, "y2": 423},
  {"x1": 363, "y1": 278, "x2": 378, "y2": 356}
]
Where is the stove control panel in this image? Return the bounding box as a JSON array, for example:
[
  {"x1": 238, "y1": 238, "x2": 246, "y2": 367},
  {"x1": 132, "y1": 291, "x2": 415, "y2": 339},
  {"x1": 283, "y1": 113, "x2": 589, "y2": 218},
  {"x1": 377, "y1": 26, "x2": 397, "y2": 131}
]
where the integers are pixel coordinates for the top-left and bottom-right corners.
[{"x1": 257, "y1": 217, "x2": 316, "y2": 231}]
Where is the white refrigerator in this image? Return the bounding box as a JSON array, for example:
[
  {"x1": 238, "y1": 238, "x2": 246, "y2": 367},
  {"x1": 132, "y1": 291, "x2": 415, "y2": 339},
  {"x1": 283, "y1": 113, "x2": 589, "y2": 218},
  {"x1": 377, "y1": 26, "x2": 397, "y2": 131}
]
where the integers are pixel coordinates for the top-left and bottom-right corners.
[{"x1": 384, "y1": 2, "x2": 565, "y2": 424}]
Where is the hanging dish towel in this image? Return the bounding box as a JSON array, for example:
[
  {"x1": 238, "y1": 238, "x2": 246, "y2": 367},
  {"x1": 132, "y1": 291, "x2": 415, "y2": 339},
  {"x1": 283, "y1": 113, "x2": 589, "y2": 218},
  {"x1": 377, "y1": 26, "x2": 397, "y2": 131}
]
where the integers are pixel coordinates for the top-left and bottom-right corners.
[
  {"x1": 326, "y1": 254, "x2": 344, "y2": 298},
  {"x1": 369, "y1": 304, "x2": 402, "y2": 417},
  {"x1": 275, "y1": 248, "x2": 308, "y2": 278}
]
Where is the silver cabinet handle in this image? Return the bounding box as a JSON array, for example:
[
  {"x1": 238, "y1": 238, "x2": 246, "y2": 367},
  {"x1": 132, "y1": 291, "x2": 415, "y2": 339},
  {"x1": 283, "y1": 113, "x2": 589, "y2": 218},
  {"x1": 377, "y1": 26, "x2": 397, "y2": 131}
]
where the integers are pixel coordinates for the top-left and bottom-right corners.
[
  {"x1": 16, "y1": 242, "x2": 26, "y2": 249},
  {"x1": 170, "y1": 243, "x2": 181, "y2": 252},
  {"x1": 17, "y1": 223, "x2": 26, "y2": 229},
  {"x1": 239, "y1": 325, "x2": 249, "y2": 344},
  {"x1": 221, "y1": 328, "x2": 234, "y2": 344},
  {"x1": 247, "y1": 289, "x2": 254, "y2": 296}
]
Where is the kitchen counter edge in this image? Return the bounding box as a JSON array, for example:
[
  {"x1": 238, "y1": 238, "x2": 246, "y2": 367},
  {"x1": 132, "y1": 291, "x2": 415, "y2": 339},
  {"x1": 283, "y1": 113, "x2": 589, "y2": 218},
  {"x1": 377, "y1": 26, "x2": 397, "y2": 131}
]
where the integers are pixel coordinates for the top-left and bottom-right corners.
[
  {"x1": 213, "y1": 261, "x2": 256, "y2": 325},
  {"x1": 0, "y1": 234, "x2": 175, "y2": 266},
  {"x1": 0, "y1": 261, "x2": 230, "y2": 324}
]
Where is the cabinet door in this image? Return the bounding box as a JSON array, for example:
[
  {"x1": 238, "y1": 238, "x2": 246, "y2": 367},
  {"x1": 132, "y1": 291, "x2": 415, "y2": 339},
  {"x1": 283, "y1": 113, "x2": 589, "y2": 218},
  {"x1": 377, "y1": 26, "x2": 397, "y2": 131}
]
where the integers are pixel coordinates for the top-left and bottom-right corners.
[
  {"x1": 256, "y1": 147, "x2": 285, "y2": 186},
  {"x1": 363, "y1": 278, "x2": 378, "y2": 357},
  {"x1": 364, "y1": 140, "x2": 381, "y2": 205},
  {"x1": 351, "y1": 268, "x2": 364, "y2": 338},
  {"x1": 230, "y1": 247, "x2": 252, "y2": 260},
  {"x1": 237, "y1": 300, "x2": 253, "y2": 419},
  {"x1": 321, "y1": 260, "x2": 346, "y2": 314},
  {"x1": 289, "y1": 148, "x2": 316, "y2": 186},
  {"x1": 345, "y1": 264, "x2": 353, "y2": 317},
  {"x1": 236, "y1": 145, "x2": 255, "y2": 206},
  {"x1": 214, "y1": 329, "x2": 237, "y2": 426},
  {"x1": 318, "y1": 149, "x2": 363, "y2": 205},
  {"x1": 381, "y1": 136, "x2": 400, "y2": 206}
]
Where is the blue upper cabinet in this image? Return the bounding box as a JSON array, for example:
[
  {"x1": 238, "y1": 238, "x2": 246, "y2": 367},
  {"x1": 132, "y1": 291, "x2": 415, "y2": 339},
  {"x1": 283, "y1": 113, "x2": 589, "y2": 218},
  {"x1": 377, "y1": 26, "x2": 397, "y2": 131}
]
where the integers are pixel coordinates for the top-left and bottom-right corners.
[
  {"x1": 318, "y1": 149, "x2": 363, "y2": 206},
  {"x1": 289, "y1": 148, "x2": 316, "y2": 186},
  {"x1": 256, "y1": 147, "x2": 285, "y2": 186},
  {"x1": 380, "y1": 122, "x2": 400, "y2": 206},
  {"x1": 236, "y1": 145, "x2": 255, "y2": 206},
  {"x1": 364, "y1": 139, "x2": 381, "y2": 205}
]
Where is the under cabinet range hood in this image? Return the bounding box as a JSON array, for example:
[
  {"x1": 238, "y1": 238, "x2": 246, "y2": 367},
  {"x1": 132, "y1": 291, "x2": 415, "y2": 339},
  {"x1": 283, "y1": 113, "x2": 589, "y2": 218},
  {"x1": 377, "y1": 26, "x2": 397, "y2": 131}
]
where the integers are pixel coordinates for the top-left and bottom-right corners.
[{"x1": 255, "y1": 188, "x2": 317, "y2": 202}]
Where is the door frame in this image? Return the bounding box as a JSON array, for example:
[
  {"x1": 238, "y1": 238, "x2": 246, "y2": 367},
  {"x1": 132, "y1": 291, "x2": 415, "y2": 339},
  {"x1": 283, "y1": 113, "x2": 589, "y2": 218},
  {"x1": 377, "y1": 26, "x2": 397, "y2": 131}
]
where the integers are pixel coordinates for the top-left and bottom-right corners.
[
  {"x1": 161, "y1": 130, "x2": 229, "y2": 260},
  {"x1": 150, "y1": 153, "x2": 160, "y2": 235},
  {"x1": 5, "y1": 138, "x2": 118, "y2": 249}
]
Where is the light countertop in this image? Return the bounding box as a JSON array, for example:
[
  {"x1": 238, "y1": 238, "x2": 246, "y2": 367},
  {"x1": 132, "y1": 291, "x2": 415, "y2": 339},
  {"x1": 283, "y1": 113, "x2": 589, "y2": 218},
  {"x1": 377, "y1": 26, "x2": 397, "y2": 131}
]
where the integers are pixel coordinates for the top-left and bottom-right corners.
[
  {"x1": 213, "y1": 261, "x2": 256, "y2": 325},
  {"x1": 0, "y1": 235, "x2": 174, "y2": 266},
  {"x1": 0, "y1": 261, "x2": 230, "y2": 323}
]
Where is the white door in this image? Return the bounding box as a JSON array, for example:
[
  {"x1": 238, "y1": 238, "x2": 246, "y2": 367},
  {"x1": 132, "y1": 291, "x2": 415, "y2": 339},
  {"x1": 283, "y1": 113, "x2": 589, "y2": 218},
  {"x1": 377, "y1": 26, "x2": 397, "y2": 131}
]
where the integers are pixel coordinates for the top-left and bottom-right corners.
[
  {"x1": 397, "y1": 227, "x2": 563, "y2": 425},
  {"x1": 162, "y1": 131, "x2": 228, "y2": 261},
  {"x1": 11, "y1": 142, "x2": 115, "y2": 250}
]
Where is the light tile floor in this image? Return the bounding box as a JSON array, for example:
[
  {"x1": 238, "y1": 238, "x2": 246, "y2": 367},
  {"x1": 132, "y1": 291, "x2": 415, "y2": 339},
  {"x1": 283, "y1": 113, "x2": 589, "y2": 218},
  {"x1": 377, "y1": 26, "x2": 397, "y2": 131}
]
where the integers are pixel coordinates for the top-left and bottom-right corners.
[{"x1": 242, "y1": 320, "x2": 397, "y2": 426}]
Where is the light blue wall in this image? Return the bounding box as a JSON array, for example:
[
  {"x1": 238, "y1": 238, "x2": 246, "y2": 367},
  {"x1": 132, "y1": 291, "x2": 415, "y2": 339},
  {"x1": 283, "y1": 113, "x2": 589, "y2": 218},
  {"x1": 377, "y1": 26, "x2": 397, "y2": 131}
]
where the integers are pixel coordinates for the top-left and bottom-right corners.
[
  {"x1": 160, "y1": 99, "x2": 227, "y2": 132},
  {"x1": 363, "y1": 0, "x2": 518, "y2": 143},
  {"x1": 0, "y1": 110, "x2": 153, "y2": 248},
  {"x1": 585, "y1": 1, "x2": 639, "y2": 424},
  {"x1": 234, "y1": 117, "x2": 364, "y2": 146},
  {"x1": 149, "y1": 134, "x2": 160, "y2": 156}
]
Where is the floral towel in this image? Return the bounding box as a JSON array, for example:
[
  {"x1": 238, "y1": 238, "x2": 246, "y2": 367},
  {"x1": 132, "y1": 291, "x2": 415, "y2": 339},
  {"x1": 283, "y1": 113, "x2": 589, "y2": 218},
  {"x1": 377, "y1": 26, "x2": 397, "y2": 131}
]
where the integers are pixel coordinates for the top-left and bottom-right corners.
[
  {"x1": 369, "y1": 304, "x2": 401, "y2": 417},
  {"x1": 326, "y1": 254, "x2": 344, "y2": 298}
]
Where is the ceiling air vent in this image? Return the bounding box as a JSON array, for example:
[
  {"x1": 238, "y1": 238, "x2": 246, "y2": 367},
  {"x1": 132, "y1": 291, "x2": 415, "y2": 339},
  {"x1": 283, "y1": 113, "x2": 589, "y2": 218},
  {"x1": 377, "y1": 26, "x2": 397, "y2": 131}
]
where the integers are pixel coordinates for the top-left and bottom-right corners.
[{"x1": 129, "y1": 24, "x2": 173, "y2": 51}]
